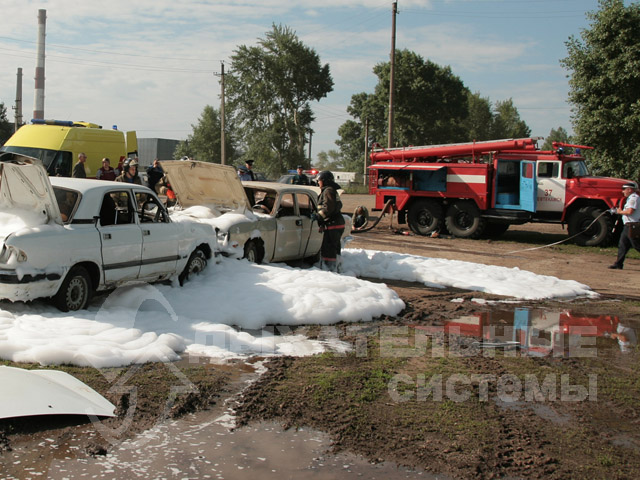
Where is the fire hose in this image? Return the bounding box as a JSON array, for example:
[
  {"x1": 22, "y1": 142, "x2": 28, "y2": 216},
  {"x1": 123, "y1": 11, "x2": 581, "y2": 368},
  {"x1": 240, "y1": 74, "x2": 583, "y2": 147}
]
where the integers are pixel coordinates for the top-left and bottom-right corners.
[{"x1": 350, "y1": 202, "x2": 615, "y2": 254}]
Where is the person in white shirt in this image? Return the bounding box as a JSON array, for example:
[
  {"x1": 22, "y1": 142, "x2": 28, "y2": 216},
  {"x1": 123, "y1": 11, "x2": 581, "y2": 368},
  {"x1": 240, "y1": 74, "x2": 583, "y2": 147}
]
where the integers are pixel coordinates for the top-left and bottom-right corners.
[{"x1": 609, "y1": 182, "x2": 640, "y2": 269}]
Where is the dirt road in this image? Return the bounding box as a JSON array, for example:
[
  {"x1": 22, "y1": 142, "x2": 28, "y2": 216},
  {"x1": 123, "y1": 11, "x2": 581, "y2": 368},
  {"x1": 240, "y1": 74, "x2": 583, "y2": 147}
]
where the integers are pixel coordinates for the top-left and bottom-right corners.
[{"x1": 342, "y1": 194, "x2": 639, "y2": 300}]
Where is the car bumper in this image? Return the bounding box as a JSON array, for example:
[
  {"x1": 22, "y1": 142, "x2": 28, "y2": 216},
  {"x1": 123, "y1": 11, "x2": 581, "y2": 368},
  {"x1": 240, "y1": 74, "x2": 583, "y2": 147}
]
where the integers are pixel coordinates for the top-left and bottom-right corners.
[{"x1": 0, "y1": 269, "x2": 62, "y2": 302}]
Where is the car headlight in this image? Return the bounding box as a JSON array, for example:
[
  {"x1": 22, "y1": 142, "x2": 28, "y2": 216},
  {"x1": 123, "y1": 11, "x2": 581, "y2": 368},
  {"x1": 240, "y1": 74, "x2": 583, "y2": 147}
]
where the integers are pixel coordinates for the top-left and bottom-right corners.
[{"x1": 0, "y1": 245, "x2": 27, "y2": 264}]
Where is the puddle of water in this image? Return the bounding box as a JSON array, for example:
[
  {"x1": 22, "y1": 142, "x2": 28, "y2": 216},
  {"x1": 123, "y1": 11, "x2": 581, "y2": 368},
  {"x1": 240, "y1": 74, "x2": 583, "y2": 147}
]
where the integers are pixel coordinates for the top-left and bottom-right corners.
[
  {"x1": 44, "y1": 403, "x2": 435, "y2": 480},
  {"x1": 2, "y1": 357, "x2": 439, "y2": 480},
  {"x1": 417, "y1": 307, "x2": 638, "y2": 357}
]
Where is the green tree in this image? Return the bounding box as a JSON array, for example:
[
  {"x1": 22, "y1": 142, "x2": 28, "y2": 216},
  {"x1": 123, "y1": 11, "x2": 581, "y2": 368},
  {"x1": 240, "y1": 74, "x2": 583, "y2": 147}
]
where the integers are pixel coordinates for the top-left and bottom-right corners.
[
  {"x1": 463, "y1": 92, "x2": 494, "y2": 141},
  {"x1": 0, "y1": 103, "x2": 13, "y2": 145},
  {"x1": 226, "y1": 24, "x2": 333, "y2": 178},
  {"x1": 541, "y1": 126, "x2": 571, "y2": 150},
  {"x1": 337, "y1": 50, "x2": 470, "y2": 170},
  {"x1": 561, "y1": 0, "x2": 640, "y2": 180},
  {"x1": 315, "y1": 149, "x2": 343, "y2": 171},
  {"x1": 491, "y1": 99, "x2": 531, "y2": 139},
  {"x1": 175, "y1": 106, "x2": 235, "y2": 163}
]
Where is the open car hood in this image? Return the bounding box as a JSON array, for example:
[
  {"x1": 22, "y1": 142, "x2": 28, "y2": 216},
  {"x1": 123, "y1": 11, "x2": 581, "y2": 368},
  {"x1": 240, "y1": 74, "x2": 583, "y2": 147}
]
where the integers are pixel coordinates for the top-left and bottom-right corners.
[
  {"x1": 0, "y1": 152, "x2": 63, "y2": 225},
  {"x1": 162, "y1": 160, "x2": 251, "y2": 211}
]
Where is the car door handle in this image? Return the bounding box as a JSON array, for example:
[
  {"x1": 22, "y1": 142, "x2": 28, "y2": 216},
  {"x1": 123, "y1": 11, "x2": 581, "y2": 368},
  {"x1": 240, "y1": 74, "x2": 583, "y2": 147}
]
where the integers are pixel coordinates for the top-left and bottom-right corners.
[
  {"x1": 143, "y1": 230, "x2": 150, "y2": 236},
  {"x1": 296, "y1": 219, "x2": 303, "y2": 226},
  {"x1": 103, "y1": 233, "x2": 111, "y2": 240}
]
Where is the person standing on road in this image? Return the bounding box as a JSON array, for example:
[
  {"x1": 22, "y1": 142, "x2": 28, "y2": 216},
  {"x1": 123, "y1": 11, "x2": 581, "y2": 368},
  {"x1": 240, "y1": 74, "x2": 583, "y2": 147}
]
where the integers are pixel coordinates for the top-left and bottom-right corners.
[
  {"x1": 244, "y1": 159, "x2": 257, "y2": 181},
  {"x1": 72, "y1": 152, "x2": 87, "y2": 178},
  {"x1": 96, "y1": 158, "x2": 118, "y2": 181},
  {"x1": 146, "y1": 158, "x2": 164, "y2": 191},
  {"x1": 311, "y1": 171, "x2": 345, "y2": 272},
  {"x1": 293, "y1": 165, "x2": 310, "y2": 185},
  {"x1": 115, "y1": 158, "x2": 142, "y2": 185},
  {"x1": 609, "y1": 182, "x2": 640, "y2": 269}
]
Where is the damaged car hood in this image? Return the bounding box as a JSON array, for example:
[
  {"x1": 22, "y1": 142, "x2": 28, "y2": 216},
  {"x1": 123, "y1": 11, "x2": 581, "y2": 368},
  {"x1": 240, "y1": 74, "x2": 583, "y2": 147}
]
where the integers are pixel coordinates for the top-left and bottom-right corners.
[
  {"x1": 0, "y1": 152, "x2": 63, "y2": 226},
  {"x1": 0, "y1": 365, "x2": 116, "y2": 419},
  {"x1": 162, "y1": 160, "x2": 251, "y2": 211}
]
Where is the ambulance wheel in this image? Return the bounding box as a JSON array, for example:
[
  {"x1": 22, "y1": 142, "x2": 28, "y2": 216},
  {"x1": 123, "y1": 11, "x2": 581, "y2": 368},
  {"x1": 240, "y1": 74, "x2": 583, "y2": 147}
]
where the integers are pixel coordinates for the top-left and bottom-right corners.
[
  {"x1": 53, "y1": 266, "x2": 92, "y2": 312},
  {"x1": 445, "y1": 201, "x2": 485, "y2": 238},
  {"x1": 568, "y1": 206, "x2": 613, "y2": 246},
  {"x1": 408, "y1": 200, "x2": 442, "y2": 235}
]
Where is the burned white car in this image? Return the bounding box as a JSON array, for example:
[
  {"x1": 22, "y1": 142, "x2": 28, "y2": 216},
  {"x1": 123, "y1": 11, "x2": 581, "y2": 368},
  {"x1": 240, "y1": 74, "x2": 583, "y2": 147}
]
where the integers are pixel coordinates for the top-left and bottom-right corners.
[
  {"x1": 0, "y1": 153, "x2": 216, "y2": 311},
  {"x1": 163, "y1": 161, "x2": 351, "y2": 265}
]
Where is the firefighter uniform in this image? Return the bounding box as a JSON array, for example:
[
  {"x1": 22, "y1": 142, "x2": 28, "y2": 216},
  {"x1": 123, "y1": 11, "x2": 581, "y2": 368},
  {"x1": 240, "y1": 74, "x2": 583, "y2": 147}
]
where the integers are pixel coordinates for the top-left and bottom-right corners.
[{"x1": 316, "y1": 171, "x2": 345, "y2": 272}]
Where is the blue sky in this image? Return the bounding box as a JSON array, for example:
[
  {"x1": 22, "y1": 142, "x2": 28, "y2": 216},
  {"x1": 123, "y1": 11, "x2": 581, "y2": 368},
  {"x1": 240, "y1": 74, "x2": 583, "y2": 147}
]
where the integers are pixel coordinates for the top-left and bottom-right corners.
[{"x1": 0, "y1": 0, "x2": 604, "y2": 160}]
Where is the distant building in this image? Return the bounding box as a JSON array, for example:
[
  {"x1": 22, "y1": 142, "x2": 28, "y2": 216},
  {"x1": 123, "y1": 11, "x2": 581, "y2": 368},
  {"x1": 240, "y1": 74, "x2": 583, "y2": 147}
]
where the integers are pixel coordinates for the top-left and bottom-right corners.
[
  {"x1": 138, "y1": 138, "x2": 180, "y2": 168},
  {"x1": 333, "y1": 171, "x2": 360, "y2": 186}
]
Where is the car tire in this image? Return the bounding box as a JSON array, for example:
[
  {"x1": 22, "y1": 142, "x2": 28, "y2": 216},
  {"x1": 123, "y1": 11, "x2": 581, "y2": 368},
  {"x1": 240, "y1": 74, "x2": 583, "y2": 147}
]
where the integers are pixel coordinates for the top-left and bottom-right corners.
[
  {"x1": 244, "y1": 240, "x2": 264, "y2": 264},
  {"x1": 179, "y1": 248, "x2": 208, "y2": 286},
  {"x1": 407, "y1": 200, "x2": 443, "y2": 235},
  {"x1": 444, "y1": 201, "x2": 485, "y2": 238},
  {"x1": 568, "y1": 206, "x2": 613, "y2": 246},
  {"x1": 53, "y1": 266, "x2": 92, "y2": 312}
]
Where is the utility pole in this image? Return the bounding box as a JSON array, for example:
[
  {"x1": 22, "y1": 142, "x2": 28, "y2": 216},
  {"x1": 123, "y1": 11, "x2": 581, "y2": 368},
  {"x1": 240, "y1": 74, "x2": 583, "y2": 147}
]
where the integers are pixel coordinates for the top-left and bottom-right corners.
[
  {"x1": 387, "y1": 1, "x2": 398, "y2": 148},
  {"x1": 364, "y1": 117, "x2": 369, "y2": 182},
  {"x1": 219, "y1": 62, "x2": 226, "y2": 165},
  {"x1": 308, "y1": 129, "x2": 313, "y2": 166}
]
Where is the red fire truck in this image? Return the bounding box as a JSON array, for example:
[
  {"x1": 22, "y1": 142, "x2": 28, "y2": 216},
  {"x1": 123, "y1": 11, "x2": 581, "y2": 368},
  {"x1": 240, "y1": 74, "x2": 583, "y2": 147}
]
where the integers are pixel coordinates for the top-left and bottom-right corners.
[{"x1": 368, "y1": 138, "x2": 632, "y2": 246}]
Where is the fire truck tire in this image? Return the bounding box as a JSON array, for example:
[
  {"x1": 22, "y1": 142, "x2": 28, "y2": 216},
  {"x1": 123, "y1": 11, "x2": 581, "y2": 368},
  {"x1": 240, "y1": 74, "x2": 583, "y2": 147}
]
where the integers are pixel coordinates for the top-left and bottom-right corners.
[
  {"x1": 445, "y1": 201, "x2": 485, "y2": 238},
  {"x1": 408, "y1": 200, "x2": 443, "y2": 235},
  {"x1": 568, "y1": 206, "x2": 614, "y2": 246}
]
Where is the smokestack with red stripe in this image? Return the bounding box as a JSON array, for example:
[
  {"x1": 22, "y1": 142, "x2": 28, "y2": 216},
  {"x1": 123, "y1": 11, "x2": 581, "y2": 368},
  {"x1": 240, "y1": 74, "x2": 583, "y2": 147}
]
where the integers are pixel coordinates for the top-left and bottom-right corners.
[{"x1": 33, "y1": 9, "x2": 46, "y2": 120}]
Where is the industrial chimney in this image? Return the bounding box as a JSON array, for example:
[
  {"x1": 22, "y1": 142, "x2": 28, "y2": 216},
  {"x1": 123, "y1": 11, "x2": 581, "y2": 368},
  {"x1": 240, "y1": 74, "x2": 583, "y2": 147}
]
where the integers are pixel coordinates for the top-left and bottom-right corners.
[
  {"x1": 15, "y1": 68, "x2": 23, "y2": 132},
  {"x1": 33, "y1": 9, "x2": 46, "y2": 120}
]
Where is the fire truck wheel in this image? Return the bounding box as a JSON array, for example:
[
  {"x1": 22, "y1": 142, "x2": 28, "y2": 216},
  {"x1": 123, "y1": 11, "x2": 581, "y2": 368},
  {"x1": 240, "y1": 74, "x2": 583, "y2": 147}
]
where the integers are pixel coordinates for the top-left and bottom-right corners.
[
  {"x1": 568, "y1": 206, "x2": 614, "y2": 247},
  {"x1": 408, "y1": 200, "x2": 443, "y2": 235},
  {"x1": 445, "y1": 201, "x2": 485, "y2": 238}
]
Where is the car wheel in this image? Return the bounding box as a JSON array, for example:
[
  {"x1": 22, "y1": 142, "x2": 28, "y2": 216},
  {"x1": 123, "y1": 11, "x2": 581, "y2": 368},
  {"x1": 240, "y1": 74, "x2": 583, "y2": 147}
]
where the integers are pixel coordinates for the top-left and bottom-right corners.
[
  {"x1": 408, "y1": 200, "x2": 443, "y2": 235},
  {"x1": 244, "y1": 240, "x2": 264, "y2": 264},
  {"x1": 444, "y1": 201, "x2": 485, "y2": 238},
  {"x1": 179, "y1": 248, "x2": 208, "y2": 286},
  {"x1": 568, "y1": 206, "x2": 613, "y2": 246},
  {"x1": 53, "y1": 266, "x2": 92, "y2": 312}
]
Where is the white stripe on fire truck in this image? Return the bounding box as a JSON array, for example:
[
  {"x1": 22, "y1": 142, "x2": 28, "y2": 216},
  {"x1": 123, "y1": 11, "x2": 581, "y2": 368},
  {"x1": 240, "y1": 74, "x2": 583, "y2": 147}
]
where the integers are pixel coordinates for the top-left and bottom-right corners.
[{"x1": 446, "y1": 174, "x2": 486, "y2": 184}]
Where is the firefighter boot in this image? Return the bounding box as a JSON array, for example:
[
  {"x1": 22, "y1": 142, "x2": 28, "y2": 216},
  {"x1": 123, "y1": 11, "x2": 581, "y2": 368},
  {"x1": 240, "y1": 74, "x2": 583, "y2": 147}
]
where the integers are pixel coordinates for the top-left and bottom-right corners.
[{"x1": 322, "y1": 260, "x2": 338, "y2": 272}]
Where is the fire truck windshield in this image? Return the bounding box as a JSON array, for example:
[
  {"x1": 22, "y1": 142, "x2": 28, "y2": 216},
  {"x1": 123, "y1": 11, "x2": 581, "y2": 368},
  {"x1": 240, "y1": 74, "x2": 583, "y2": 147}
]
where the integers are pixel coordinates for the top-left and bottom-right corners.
[{"x1": 563, "y1": 160, "x2": 589, "y2": 179}]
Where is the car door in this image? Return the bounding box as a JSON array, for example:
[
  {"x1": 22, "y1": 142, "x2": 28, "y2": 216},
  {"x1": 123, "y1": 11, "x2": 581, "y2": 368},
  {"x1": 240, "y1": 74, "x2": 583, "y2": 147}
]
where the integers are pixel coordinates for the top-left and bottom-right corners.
[
  {"x1": 272, "y1": 193, "x2": 303, "y2": 261},
  {"x1": 135, "y1": 192, "x2": 180, "y2": 280},
  {"x1": 296, "y1": 192, "x2": 322, "y2": 258},
  {"x1": 96, "y1": 190, "x2": 142, "y2": 284}
]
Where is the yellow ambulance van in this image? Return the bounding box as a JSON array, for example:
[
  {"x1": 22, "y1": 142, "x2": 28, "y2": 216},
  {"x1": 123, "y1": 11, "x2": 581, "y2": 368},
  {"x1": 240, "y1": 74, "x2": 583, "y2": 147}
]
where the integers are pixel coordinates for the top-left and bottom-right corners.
[{"x1": 0, "y1": 120, "x2": 138, "y2": 177}]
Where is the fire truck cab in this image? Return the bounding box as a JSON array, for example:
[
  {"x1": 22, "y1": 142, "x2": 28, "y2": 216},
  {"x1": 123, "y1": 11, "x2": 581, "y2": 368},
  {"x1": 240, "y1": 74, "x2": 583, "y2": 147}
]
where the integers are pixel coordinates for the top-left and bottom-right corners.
[{"x1": 368, "y1": 138, "x2": 631, "y2": 246}]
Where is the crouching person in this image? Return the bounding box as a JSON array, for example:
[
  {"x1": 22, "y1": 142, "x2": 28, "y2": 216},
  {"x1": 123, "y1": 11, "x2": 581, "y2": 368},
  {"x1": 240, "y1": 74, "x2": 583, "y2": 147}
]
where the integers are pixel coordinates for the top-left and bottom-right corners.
[{"x1": 312, "y1": 171, "x2": 345, "y2": 272}]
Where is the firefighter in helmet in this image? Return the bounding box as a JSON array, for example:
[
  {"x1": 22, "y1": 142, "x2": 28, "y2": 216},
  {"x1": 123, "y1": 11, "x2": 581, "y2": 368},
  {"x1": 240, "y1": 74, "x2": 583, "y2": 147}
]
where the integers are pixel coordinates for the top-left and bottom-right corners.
[{"x1": 311, "y1": 171, "x2": 345, "y2": 272}]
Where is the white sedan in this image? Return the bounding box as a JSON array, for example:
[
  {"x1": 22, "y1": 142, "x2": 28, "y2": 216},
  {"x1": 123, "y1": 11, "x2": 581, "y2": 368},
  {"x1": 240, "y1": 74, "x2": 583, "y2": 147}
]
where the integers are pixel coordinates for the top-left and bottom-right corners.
[
  {"x1": 162, "y1": 161, "x2": 351, "y2": 265},
  {"x1": 0, "y1": 153, "x2": 217, "y2": 311}
]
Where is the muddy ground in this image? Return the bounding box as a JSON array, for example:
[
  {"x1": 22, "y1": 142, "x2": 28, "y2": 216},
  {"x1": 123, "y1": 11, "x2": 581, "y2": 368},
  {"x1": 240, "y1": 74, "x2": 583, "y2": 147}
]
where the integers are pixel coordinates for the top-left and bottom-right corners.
[{"x1": 1, "y1": 194, "x2": 640, "y2": 479}]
